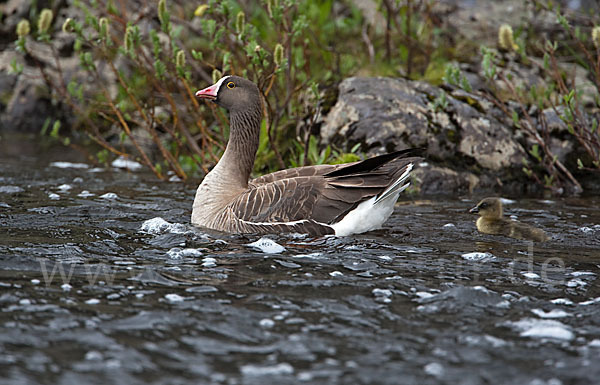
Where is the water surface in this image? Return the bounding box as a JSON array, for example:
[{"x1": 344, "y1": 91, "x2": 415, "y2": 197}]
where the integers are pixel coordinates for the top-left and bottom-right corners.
[{"x1": 1, "y1": 136, "x2": 599, "y2": 384}]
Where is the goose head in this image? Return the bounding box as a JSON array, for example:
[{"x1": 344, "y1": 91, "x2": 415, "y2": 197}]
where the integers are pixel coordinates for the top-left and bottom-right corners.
[
  {"x1": 469, "y1": 197, "x2": 503, "y2": 219},
  {"x1": 195, "y1": 75, "x2": 261, "y2": 112}
]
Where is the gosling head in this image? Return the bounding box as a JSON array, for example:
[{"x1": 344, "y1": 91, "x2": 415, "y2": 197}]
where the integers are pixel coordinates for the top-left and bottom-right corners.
[{"x1": 469, "y1": 197, "x2": 503, "y2": 219}]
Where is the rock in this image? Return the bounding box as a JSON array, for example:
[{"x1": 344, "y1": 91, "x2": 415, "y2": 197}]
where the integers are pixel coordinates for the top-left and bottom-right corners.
[
  {"x1": 0, "y1": 0, "x2": 31, "y2": 42},
  {"x1": 413, "y1": 165, "x2": 480, "y2": 195},
  {"x1": 450, "y1": 95, "x2": 524, "y2": 171},
  {"x1": 0, "y1": 51, "x2": 20, "y2": 113},
  {"x1": 1, "y1": 76, "x2": 58, "y2": 133},
  {"x1": 541, "y1": 108, "x2": 568, "y2": 134},
  {"x1": 320, "y1": 77, "x2": 527, "y2": 194},
  {"x1": 432, "y1": 0, "x2": 532, "y2": 48},
  {"x1": 320, "y1": 77, "x2": 432, "y2": 154}
]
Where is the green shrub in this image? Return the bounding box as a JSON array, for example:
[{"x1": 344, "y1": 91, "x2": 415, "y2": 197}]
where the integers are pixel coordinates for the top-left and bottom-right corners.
[{"x1": 15, "y1": 0, "x2": 445, "y2": 180}]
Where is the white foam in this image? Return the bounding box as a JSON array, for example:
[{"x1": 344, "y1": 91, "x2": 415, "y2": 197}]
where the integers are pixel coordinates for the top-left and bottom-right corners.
[
  {"x1": 566, "y1": 278, "x2": 587, "y2": 288},
  {"x1": 531, "y1": 308, "x2": 570, "y2": 319},
  {"x1": 48, "y1": 193, "x2": 60, "y2": 200},
  {"x1": 579, "y1": 226, "x2": 598, "y2": 234},
  {"x1": 424, "y1": 362, "x2": 444, "y2": 377},
  {"x1": 373, "y1": 288, "x2": 393, "y2": 303},
  {"x1": 50, "y1": 161, "x2": 89, "y2": 169},
  {"x1": 202, "y1": 257, "x2": 217, "y2": 268},
  {"x1": 247, "y1": 237, "x2": 285, "y2": 254},
  {"x1": 259, "y1": 318, "x2": 275, "y2": 328},
  {"x1": 588, "y1": 339, "x2": 600, "y2": 347},
  {"x1": 508, "y1": 318, "x2": 574, "y2": 341},
  {"x1": 292, "y1": 252, "x2": 323, "y2": 259},
  {"x1": 165, "y1": 293, "x2": 185, "y2": 303},
  {"x1": 167, "y1": 248, "x2": 203, "y2": 259},
  {"x1": 373, "y1": 288, "x2": 393, "y2": 297},
  {"x1": 140, "y1": 217, "x2": 188, "y2": 235},
  {"x1": 521, "y1": 272, "x2": 540, "y2": 279},
  {"x1": 240, "y1": 363, "x2": 294, "y2": 377},
  {"x1": 0, "y1": 186, "x2": 24, "y2": 194},
  {"x1": 57, "y1": 184, "x2": 72, "y2": 191},
  {"x1": 100, "y1": 192, "x2": 118, "y2": 200},
  {"x1": 461, "y1": 252, "x2": 495, "y2": 261},
  {"x1": 77, "y1": 190, "x2": 95, "y2": 198},
  {"x1": 85, "y1": 298, "x2": 100, "y2": 305},
  {"x1": 570, "y1": 271, "x2": 596, "y2": 277},
  {"x1": 111, "y1": 156, "x2": 143, "y2": 171},
  {"x1": 415, "y1": 291, "x2": 434, "y2": 299},
  {"x1": 579, "y1": 297, "x2": 600, "y2": 306},
  {"x1": 551, "y1": 298, "x2": 574, "y2": 306}
]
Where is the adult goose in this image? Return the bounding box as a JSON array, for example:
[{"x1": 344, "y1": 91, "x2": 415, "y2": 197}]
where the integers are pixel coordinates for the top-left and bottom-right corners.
[
  {"x1": 470, "y1": 197, "x2": 549, "y2": 242},
  {"x1": 192, "y1": 75, "x2": 419, "y2": 236}
]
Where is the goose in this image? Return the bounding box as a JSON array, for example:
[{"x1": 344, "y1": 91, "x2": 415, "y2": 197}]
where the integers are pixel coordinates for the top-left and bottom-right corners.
[
  {"x1": 191, "y1": 75, "x2": 420, "y2": 236},
  {"x1": 469, "y1": 197, "x2": 549, "y2": 242}
]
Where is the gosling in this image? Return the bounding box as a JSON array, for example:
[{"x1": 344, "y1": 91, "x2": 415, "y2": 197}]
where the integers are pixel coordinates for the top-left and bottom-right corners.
[{"x1": 469, "y1": 197, "x2": 549, "y2": 242}]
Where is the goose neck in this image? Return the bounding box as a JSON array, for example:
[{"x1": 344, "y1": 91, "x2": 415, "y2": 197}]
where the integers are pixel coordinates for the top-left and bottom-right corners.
[{"x1": 217, "y1": 107, "x2": 261, "y2": 187}]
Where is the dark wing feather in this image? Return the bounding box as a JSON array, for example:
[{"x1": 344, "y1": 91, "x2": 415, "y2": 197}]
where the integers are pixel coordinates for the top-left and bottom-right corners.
[{"x1": 323, "y1": 148, "x2": 420, "y2": 177}]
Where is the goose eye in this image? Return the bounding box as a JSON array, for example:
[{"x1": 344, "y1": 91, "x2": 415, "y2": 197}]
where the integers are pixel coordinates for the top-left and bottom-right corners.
[
  {"x1": 480, "y1": 203, "x2": 488, "y2": 209},
  {"x1": 226, "y1": 81, "x2": 235, "y2": 89}
]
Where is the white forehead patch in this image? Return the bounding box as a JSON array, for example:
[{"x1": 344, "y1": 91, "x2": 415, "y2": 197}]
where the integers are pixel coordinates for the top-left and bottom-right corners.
[{"x1": 213, "y1": 75, "x2": 231, "y2": 93}]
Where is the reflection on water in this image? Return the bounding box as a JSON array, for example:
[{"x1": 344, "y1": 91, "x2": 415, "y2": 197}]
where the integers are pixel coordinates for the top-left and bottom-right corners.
[{"x1": 1, "y1": 136, "x2": 599, "y2": 384}]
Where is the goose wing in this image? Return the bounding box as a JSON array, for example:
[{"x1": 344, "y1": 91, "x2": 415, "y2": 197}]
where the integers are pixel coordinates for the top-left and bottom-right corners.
[
  {"x1": 250, "y1": 163, "x2": 347, "y2": 186},
  {"x1": 229, "y1": 149, "x2": 420, "y2": 235}
]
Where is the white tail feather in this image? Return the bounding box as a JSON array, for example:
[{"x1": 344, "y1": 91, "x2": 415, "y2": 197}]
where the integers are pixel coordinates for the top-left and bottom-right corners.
[
  {"x1": 374, "y1": 163, "x2": 413, "y2": 205},
  {"x1": 331, "y1": 162, "x2": 414, "y2": 236}
]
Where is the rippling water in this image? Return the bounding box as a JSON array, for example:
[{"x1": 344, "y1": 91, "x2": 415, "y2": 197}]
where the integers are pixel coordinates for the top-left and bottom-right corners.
[{"x1": 1, "y1": 136, "x2": 599, "y2": 385}]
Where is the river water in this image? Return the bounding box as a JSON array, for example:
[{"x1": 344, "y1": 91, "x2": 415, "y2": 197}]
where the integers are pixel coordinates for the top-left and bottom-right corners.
[{"x1": 1, "y1": 136, "x2": 599, "y2": 385}]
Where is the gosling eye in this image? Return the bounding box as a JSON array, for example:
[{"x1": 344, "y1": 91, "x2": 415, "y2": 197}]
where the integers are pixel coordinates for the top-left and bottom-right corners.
[
  {"x1": 479, "y1": 202, "x2": 489, "y2": 209},
  {"x1": 226, "y1": 81, "x2": 236, "y2": 89}
]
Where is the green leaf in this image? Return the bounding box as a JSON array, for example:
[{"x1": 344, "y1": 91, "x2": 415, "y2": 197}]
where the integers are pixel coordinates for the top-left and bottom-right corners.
[
  {"x1": 50, "y1": 120, "x2": 61, "y2": 138},
  {"x1": 529, "y1": 144, "x2": 541, "y2": 162},
  {"x1": 8, "y1": 58, "x2": 24, "y2": 74},
  {"x1": 154, "y1": 59, "x2": 167, "y2": 80},
  {"x1": 191, "y1": 49, "x2": 203, "y2": 61},
  {"x1": 40, "y1": 117, "x2": 52, "y2": 136},
  {"x1": 511, "y1": 110, "x2": 519, "y2": 126},
  {"x1": 97, "y1": 149, "x2": 109, "y2": 164}
]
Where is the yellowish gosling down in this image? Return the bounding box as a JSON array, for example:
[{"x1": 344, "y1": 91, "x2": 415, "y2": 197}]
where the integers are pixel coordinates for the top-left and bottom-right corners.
[{"x1": 469, "y1": 198, "x2": 549, "y2": 242}]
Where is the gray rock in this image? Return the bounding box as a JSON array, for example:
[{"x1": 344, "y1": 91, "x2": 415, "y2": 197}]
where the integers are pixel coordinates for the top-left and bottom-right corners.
[
  {"x1": 1, "y1": 77, "x2": 57, "y2": 133},
  {"x1": 320, "y1": 77, "x2": 527, "y2": 194},
  {"x1": 0, "y1": 0, "x2": 31, "y2": 40},
  {"x1": 413, "y1": 165, "x2": 480, "y2": 195}
]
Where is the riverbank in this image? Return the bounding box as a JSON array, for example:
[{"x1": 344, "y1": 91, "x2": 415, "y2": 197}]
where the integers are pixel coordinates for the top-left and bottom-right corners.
[{"x1": 1, "y1": 0, "x2": 598, "y2": 195}]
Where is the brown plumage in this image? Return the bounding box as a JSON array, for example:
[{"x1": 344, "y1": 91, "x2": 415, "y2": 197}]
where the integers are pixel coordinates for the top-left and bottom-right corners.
[
  {"x1": 469, "y1": 197, "x2": 549, "y2": 242},
  {"x1": 191, "y1": 76, "x2": 420, "y2": 236}
]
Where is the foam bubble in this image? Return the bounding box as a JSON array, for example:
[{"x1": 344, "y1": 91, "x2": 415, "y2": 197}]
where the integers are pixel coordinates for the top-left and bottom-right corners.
[{"x1": 247, "y1": 237, "x2": 285, "y2": 254}]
